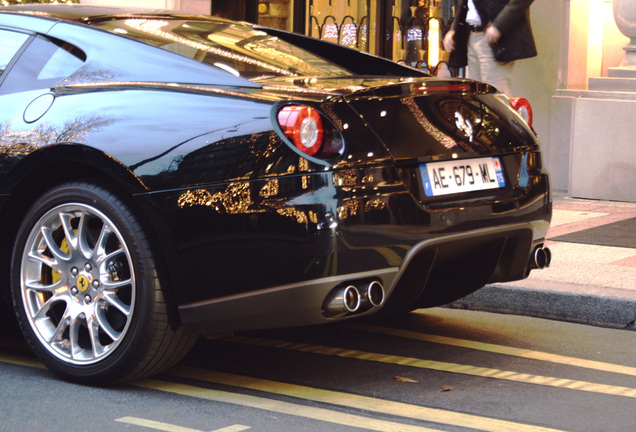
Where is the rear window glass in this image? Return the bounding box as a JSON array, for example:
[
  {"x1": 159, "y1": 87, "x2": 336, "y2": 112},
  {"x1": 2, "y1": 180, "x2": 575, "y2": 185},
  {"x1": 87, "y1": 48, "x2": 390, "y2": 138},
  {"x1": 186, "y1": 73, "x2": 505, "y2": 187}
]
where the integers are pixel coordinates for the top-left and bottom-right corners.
[
  {"x1": 92, "y1": 19, "x2": 352, "y2": 81},
  {"x1": 0, "y1": 29, "x2": 29, "y2": 78},
  {"x1": 1, "y1": 35, "x2": 85, "y2": 92}
]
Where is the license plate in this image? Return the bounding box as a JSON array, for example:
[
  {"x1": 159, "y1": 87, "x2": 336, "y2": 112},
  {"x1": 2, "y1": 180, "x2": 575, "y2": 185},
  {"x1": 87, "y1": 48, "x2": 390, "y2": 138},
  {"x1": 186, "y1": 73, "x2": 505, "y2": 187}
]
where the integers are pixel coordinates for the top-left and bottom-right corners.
[{"x1": 419, "y1": 157, "x2": 505, "y2": 197}]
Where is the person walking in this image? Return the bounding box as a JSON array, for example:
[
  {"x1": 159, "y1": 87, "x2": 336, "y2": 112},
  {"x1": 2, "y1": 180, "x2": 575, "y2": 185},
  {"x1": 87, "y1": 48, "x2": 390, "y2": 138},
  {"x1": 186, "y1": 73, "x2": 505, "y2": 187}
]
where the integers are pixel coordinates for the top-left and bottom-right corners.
[{"x1": 442, "y1": 0, "x2": 537, "y2": 95}]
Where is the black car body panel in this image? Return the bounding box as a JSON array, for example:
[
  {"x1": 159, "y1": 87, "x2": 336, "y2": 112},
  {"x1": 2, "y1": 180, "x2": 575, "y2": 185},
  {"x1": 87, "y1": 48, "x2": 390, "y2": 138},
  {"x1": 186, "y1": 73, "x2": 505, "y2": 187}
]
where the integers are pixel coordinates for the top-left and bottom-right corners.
[{"x1": 0, "y1": 4, "x2": 551, "y2": 382}]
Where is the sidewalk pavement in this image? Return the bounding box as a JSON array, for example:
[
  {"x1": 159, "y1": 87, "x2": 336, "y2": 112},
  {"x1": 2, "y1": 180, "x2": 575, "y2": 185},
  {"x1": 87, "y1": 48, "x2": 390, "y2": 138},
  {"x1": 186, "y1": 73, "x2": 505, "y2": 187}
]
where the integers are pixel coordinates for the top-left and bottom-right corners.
[{"x1": 448, "y1": 195, "x2": 636, "y2": 330}]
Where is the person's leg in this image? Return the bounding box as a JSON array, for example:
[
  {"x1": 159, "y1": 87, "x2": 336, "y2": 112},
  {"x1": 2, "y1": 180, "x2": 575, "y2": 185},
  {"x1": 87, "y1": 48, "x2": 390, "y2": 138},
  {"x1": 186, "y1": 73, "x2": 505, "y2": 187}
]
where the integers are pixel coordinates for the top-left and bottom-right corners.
[
  {"x1": 482, "y1": 58, "x2": 514, "y2": 95},
  {"x1": 466, "y1": 32, "x2": 482, "y2": 83},
  {"x1": 466, "y1": 31, "x2": 514, "y2": 95}
]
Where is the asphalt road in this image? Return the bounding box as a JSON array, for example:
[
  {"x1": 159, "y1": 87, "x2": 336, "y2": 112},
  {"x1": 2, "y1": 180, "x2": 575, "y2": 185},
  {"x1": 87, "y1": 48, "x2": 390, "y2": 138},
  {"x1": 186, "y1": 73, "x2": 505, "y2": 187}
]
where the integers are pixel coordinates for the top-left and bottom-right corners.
[{"x1": 2, "y1": 308, "x2": 636, "y2": 432}]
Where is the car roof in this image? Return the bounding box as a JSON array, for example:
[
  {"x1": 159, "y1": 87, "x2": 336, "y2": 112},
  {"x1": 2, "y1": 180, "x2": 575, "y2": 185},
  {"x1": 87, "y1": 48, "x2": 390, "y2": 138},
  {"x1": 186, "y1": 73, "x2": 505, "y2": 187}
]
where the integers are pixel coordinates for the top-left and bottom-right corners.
[
  {"x1": 0, "y1": 4, "x2": 237, "y2": 27},
  {"x1": 0, "y1": 4, "x2": 180, "y2": 21}
]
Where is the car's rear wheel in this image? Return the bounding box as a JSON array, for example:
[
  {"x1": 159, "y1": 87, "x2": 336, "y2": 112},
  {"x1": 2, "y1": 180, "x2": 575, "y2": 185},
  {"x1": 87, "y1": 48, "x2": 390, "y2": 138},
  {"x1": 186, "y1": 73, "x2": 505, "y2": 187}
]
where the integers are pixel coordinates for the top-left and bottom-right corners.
[{"x1": 10, "y1": 182, "x2": 197, "y2": 384}]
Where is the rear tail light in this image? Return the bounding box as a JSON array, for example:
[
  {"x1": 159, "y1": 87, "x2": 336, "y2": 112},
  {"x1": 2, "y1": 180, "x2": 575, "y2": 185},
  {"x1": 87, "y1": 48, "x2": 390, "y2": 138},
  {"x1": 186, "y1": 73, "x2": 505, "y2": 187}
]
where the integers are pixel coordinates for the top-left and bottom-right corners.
[
  {"x1": 509, "y1": 97, "x2": 533, "y2": 128},
  {"x1": 277, "y1": 105, "x2": 344, "y2": 158}
]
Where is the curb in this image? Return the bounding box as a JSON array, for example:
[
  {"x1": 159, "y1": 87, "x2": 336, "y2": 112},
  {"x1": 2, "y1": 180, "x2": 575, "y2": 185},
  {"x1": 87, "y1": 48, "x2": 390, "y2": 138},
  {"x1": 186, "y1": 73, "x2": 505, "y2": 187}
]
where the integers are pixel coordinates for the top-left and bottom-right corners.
[{"x1": 446, "y1": 284, "x2": 636, "y2": 330}]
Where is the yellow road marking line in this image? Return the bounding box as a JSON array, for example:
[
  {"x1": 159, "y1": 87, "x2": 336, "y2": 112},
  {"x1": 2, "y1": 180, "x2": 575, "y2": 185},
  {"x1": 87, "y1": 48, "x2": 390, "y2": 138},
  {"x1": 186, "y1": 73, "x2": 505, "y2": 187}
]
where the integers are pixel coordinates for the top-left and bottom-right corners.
[
  {"x1": 0, "y1": 352, "x2": 442, "y2": 432},
  {"x1": 0, "y1": 352, "x2": 567, "y2": 432},
  {"x1": 116, "y1": 417, "x2": 250, "y2": 432},
  {"x1": 212, "y1": 426, "x2": 251, "y2": 432},
  {"x1": 115, "y1": 417, "x2": 251, "y2": 432},
  {"x1": 226, "y1": 335, "x2": 636, "y2": 398},
  {"x1": 170, "y1": 367, "x2": 567, "y2": 432},
  {"x1": 350, "y1": 324, "x2": 636, "y2": 377},
  {"x1": 135, "y1": 379, "x2": 447, "y2": 432}
]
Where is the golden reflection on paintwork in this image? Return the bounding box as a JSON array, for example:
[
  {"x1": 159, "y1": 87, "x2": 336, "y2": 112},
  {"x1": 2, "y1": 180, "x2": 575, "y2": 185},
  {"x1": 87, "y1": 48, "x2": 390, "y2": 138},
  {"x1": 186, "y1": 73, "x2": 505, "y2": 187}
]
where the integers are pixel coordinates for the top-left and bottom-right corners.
[
  {"x1": 361, "y1": 174, "x2": 374, "y2": 183},
  {"x1": 243, "y1": 132, "x2": 280, "y2": 177},
  {"x1": 298, "y1": 159, "x2": 310, "y2": 188},
  {"x1": 259, "y1": 179, "x2": 279, "y2": 197},
  {"x1": 365, "y1": 199, "x2": 386, "y2": 212},
  {"x1": 175, "y1": 174, "x2": 389, "y2": 230},
  {"x1": 334, "y1": 169, "x2": 357, "y2": 186},
  {"x1": 400, "y1": 96, "x2": 460, "y2": 150},
  {"x1": 176, "y1": 180, "x2": 315, "y2": 226},
  {"x1": 178, "y1": 182, "x2": 252, "y2": 214},
  {"x1": 276, "y1": 207, "x2": 309, "y2": 224},
  {"x1": 338, "y1": 200, "x2": 359, "y2": 220}
]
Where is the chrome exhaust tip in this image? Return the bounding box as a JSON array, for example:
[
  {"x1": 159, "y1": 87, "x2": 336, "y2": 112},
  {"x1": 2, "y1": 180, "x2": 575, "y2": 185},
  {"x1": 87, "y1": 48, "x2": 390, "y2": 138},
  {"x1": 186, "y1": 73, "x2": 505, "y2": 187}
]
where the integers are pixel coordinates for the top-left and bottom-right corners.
[
  {"x1": 323, "y1": 285, "x2": 361, "y2": 317},
  {"x1": 366, "y1": 281, "x2": 385, "y2": 307},
  {"x1": 343, "y1": 285, "x2": 361, "y2": 312},
  {"x1": 530, "y1": 246, "x2": 552, "y2": 270}
]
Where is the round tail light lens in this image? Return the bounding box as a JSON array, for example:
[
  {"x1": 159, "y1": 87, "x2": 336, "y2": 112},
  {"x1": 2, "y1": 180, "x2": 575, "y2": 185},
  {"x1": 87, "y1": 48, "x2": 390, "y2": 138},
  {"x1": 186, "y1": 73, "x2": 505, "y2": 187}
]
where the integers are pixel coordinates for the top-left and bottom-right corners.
[
  {"x1": 277, "y1": 106, "x2": 324, "y2": 156},
  {"x1": 277, "y1": 104, "x2": 345, "y2": 160},
  {"x1": 509, "y1": 97, "x2": 533, "y2": 128}
]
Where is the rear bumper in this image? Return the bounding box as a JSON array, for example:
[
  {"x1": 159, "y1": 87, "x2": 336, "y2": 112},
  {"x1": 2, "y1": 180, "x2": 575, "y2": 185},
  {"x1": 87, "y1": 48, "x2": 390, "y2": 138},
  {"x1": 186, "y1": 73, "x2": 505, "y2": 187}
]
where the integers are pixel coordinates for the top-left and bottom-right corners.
[
  {"x1": 179, "y1": 219, "x2": 546, "y2": 333},
  {"x1": 171, "y1": 160, "x2": 551, "y2": 333}
]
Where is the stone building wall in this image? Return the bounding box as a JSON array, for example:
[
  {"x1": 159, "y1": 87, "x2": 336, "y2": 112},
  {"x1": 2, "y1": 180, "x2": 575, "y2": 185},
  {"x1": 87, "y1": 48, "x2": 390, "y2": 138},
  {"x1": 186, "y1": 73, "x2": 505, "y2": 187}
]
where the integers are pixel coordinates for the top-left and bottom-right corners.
[{"x1": 257, "y1": 0, "x2": 292, "y2": 30}]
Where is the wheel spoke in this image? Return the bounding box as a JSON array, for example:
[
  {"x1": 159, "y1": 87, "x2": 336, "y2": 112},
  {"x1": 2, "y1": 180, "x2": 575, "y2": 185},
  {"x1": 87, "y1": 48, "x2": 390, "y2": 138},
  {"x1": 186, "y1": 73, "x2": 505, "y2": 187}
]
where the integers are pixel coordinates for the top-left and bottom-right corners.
[
  {"x1": 31, "y1": 294, "x2": 57, "y2": 321},
  {"x1": 40, "y1": 226, "x2": 68, "y2": 263},
  {"x1": 59, "y1": 211, "x2": 78, "y2": 252},
  {"x1": 24, "y1": 277, "x2": 62, "y2": 294},
  {"x1": 102, "y1": 275, "x2": 131, "y2": 290},
  {"x1": 91, "y1": 223, "x2": 113, "y2": 262},
  {"x1": 26, "y1": 249, "x2": 57, "y2": 269},
  {"x1": 86, "y1": 314, "x2": 107, "y2": 358},
  {"x1": 49, "y1": 310, "x2": 71, "y2": 345},
  {"x1": 103, "y1": 245, "x2": 124, "y2": 262},
  {"x1": 68, "y1": 314, "x2": 83, "y2": 360},
  {"x1": 103, "y1": 291, "x2": 131, "y2": 316},
  {"x1": 76, "y1": 210, "x2": 92, "y2": 259}
]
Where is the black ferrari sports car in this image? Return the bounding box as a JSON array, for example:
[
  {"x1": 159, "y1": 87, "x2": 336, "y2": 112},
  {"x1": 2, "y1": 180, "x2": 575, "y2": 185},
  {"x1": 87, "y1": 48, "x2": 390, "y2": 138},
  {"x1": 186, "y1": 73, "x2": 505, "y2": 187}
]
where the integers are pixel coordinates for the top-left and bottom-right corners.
[{"x1": 0, "y1": 4, "x2": 551, "y2": 384}]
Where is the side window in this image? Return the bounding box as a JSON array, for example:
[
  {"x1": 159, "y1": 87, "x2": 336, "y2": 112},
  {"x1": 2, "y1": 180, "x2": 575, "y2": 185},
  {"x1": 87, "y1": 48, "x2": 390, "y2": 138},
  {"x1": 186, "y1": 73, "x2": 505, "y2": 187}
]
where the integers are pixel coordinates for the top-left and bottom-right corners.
[
  {"x1": 0, "y1": 29, "x2": 29, "y2": 78},
  {"x1": 1, "y1": 34, "x2": 86, "y2": 93}
]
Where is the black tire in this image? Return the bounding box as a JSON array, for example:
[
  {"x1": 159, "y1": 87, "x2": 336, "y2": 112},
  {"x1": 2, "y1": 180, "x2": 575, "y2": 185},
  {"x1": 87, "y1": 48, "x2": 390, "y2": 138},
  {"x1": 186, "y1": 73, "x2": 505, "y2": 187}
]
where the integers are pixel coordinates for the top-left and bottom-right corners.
[{"x1": 10, "y1": 182, "x2": 197, "y2": 385}]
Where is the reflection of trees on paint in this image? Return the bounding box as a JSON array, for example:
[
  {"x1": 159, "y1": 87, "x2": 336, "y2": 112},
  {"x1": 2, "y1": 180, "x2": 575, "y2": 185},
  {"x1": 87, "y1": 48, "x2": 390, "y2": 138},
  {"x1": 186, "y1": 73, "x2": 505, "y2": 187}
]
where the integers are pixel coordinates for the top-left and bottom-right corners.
[{"x1": 0, "y1": 115, "x2": 113, "y2": 157}]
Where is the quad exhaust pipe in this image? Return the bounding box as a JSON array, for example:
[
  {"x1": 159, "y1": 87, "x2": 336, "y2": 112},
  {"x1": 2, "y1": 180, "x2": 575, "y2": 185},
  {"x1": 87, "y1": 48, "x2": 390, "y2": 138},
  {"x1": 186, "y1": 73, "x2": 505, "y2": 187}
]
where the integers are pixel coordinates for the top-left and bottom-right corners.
[
  {"x1": 323, "y1": 280, "x2": 385, "y2": 318},
  {"x1": 529, "y1": 246, "x2": 552, "y2": 270},
  {"x1": 364, "y1": 281, "x2": 385, "y2": 308}
]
